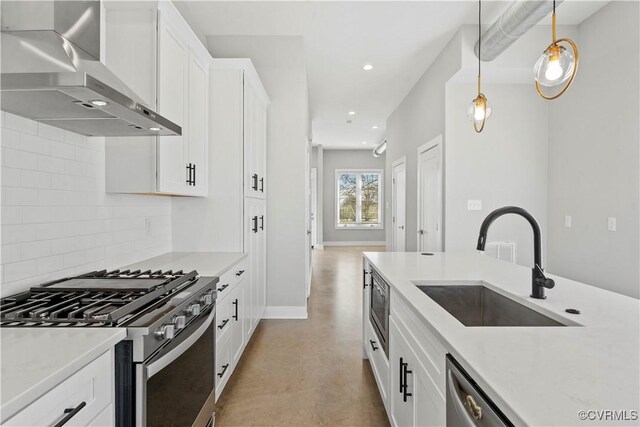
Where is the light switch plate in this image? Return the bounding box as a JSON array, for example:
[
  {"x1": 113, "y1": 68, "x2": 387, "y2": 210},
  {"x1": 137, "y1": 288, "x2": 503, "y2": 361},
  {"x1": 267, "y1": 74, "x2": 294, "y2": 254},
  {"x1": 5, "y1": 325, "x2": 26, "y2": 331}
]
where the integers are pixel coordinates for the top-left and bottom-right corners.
[
  {"x1": 467, "y1": 200, "x2": 482, "y2": 211},
  {"x1": 607, "y1": 217, "x2": 617, "y2": 232},
  {"x1": 564, "y1": 215, "x2": 572, "y2": 228}
]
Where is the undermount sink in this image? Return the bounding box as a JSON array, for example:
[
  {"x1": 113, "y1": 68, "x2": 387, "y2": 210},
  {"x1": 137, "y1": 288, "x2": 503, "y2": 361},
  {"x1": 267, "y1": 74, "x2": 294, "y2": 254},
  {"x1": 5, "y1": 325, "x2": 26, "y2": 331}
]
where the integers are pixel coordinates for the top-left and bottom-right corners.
[{"x1": 413, "y1": 282, "x2": 568, "y2": 327}]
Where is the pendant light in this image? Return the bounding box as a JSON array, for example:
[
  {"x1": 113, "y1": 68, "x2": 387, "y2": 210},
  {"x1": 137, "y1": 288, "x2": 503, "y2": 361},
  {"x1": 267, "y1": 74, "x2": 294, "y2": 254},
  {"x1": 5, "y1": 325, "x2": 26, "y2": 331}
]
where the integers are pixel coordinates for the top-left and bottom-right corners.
[
  {"x1": 467, "y1": 0, "x2": 491, "y2": 133},
  {"x1": 534, "y1": 0, "x2": 579, "y2": 99}
]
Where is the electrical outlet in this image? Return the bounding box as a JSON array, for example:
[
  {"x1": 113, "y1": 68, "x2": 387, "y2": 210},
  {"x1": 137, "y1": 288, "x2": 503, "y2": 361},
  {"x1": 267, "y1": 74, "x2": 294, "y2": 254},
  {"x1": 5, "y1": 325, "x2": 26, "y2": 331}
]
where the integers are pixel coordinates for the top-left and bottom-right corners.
[
  {"x1": 564, "y1": 215, "x2": 572, "y2": 228},
  {"x1": 607, "y1": 217, "x2": 617, "y2": 232},
  {"x1": 467, "y1": 200, "x2": 482, "y2": 211},
  {"x1": 145, "y1": 218, "x2": 152, "y2": 236}
]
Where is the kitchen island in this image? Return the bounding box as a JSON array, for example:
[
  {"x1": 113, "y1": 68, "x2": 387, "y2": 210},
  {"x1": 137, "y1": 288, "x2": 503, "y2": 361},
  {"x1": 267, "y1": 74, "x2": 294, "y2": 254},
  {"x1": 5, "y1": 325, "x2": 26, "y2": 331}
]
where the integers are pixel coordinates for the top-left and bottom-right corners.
[{"x1": 363, "y1": 251, "x2": 640, "y2": 426}]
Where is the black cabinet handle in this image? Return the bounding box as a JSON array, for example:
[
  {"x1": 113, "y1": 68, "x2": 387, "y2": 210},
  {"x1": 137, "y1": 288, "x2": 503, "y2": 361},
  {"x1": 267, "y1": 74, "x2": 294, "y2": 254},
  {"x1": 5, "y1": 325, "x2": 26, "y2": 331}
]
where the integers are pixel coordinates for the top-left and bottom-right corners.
[
  {"x1": 400, "y1": 357, "x2": 413, "y2": 402},
  {"x1": 217, "y1": 284, "x2": 229, "y2": 292},
  {"x1": 260, "y1": 215, "x2": 264, "y2": 230},
  {"x1": 217, "y1": 364, "x2": 229, "y2": 378},
  {"x1": 260, "y1": 177, "x2": 264, "y2": 192},
  {"x1": 53, "y1": 401, "x2": 86, "y2": 427},
  {"x1": 235, "y1": 270, "x2": 245, "y2": 277},
  {"x1": 369, "y1": 339, "x2": 378, "y2": 351},
  {"x1": 232, "y1": 299, "x2": 239, "y2": 321},
  {"x1": 218, "y1": 319, "x2": 229, "y2": 330},
  {"x1": 363, "y1": 270, "x2": 370, "y2": 288},
  {"x1": 193, "y1": 163, "x2": 196, "y2": 186},
  {"x1": 252, "y1": 174, "x2": 258, "y2": 191},
  {"x1": 186, "y1": 163, "x2": 192, "y2": 185},
  {"x1": 252, "y1": 216, "x2": 258, "y2": 233}
]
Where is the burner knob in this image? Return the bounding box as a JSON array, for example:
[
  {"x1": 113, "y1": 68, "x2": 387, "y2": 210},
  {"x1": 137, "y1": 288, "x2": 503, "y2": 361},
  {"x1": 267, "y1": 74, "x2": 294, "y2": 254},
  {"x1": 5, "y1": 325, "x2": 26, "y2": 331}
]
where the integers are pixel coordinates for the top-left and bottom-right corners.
[
  {"x1": 155, "y1": 324, "x2": 175, "y2": 340},
  {"x1": 186, "y1": 303, "x2": 201, "y2": 317},
  {"x1": 173, "y1": 315, "x2": 186, "y2": 329},
  {"x1": 200, "y1": 292, "x2": 213, "y2": 306}
]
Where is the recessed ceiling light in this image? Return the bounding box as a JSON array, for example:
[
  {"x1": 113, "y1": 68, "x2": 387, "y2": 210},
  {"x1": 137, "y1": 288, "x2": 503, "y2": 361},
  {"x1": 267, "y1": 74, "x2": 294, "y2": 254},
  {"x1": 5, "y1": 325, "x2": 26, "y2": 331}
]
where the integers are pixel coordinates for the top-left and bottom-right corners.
[
  {"x1": 363, "y1": 64, "x2": 373, "y2": 71},
  {"x1": 372, "y1": 126, "x2": 378, "y2": 129},
  {"x1": 362, "y1": 141, "x2": 367, "y2": 144},
  {"x1": 348, "y1": 111, "x2": 356, "y2": 116},
  {"x1": 90, "y1": 100, "x2": 108, "y2": 107},
  {"x1": 149, "y1": 127, "x2": 161, "y2": 131},
  {"x1": 346, "y1": 120, "x2": 352, "y2": 124}
]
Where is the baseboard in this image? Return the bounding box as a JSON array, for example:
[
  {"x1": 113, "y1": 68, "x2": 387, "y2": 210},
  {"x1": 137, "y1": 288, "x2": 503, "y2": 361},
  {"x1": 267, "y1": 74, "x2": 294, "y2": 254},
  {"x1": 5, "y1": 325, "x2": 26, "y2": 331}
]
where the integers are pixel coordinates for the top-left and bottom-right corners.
[
  {"x1": 313, "y1": 244, "x2": 325, "y2": 250},
  {"x1": 323, "y1": 241, "x2": 386, "y2": 247},
  {"x1": 262, "y1": 306, "x2": 308, "y2": 319}
]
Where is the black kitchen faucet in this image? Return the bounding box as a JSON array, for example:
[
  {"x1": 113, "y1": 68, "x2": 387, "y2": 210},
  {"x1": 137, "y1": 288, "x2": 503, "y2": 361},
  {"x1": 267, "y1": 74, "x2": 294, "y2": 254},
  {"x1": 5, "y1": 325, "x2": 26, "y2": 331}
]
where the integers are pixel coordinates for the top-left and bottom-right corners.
[{"x1": 476, "y1": 206, "x2": 555, "y2": 299}]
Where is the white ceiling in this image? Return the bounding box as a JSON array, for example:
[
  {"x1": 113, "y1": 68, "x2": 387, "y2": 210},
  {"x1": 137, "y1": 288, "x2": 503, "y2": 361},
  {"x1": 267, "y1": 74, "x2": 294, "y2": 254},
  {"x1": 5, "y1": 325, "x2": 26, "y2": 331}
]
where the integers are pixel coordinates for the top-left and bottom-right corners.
[{"x1": 177, "y1": 1, "x2": 609, "y2": 149}]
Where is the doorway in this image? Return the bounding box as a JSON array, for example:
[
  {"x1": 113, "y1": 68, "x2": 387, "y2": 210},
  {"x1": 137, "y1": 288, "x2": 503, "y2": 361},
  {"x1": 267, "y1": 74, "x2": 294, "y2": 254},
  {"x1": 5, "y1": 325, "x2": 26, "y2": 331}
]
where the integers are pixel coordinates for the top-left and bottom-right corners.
[
  {"x1": 417, "y1": 136, "x2": 443, "y2": 252},
  {"x1": 311, "y1": 168, "x2": 318, "y2": 248},
  {"x1": 392, "y1": 157, "x2": 407, "y2": 251}
]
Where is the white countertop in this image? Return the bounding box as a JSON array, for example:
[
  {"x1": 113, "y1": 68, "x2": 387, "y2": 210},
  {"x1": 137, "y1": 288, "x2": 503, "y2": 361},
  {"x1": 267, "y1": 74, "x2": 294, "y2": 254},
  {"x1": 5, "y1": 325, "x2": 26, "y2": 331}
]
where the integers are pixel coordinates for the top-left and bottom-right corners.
[
  {"x1": 364, "y1": 251, "x2": 640, "y2": 427},
  {"x1": 122, "y1": 252, "x2": 247, "y2": 277},
  {"x1": 0, "y1": 328, "x2": 126, "y2": 422}
]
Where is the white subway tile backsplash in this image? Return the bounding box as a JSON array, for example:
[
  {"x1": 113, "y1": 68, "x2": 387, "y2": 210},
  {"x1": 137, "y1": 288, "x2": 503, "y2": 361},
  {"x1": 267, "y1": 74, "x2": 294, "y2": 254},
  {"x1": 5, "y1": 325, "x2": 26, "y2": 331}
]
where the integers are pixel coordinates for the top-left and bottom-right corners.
[
  {"x1": 1, "y1": 117, "x2": 171, "y2": 296},
  {"x1": 4, "y1": 113, "x2": 37, "y2": 135},
  {"x1": 37, "y1": 123, "x2": 65, "y2": 142}
]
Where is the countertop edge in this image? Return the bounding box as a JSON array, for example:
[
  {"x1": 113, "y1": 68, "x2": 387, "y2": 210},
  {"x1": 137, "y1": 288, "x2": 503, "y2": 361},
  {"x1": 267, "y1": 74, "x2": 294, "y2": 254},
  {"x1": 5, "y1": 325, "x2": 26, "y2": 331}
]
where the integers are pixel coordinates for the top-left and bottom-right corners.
[{"x1": 0, "y1": 329, "x2": 126, "y2": 422}]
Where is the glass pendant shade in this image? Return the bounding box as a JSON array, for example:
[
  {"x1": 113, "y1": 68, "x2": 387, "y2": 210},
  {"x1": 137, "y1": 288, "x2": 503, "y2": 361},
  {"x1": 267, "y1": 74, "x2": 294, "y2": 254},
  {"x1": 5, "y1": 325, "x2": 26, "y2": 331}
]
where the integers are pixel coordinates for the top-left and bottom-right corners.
[
  {"x1": 534, "y1": 44, "x2": 575, "y2": 87},
  {"x1": 467, "y1": 94, "x2": 492, "y2": 131}
]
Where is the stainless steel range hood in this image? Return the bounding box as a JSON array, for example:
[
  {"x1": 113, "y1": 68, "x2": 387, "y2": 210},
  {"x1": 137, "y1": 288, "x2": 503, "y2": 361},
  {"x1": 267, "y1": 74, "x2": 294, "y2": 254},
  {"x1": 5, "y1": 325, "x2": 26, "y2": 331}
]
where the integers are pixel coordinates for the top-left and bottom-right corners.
[{"x1": 0, "y1": 0, "x2": 181, "y2": 137}]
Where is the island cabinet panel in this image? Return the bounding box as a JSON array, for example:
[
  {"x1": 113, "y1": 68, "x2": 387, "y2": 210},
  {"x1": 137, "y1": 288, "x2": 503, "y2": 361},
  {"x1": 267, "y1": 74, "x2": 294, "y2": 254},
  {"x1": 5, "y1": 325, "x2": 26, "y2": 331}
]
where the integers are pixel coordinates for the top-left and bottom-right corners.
[
  {"x1": 4, "y1": 350, "x2": 114, "y2": 427},
  {"x1": 389, "y1": 317, "x2": 445, "y2": 427}
]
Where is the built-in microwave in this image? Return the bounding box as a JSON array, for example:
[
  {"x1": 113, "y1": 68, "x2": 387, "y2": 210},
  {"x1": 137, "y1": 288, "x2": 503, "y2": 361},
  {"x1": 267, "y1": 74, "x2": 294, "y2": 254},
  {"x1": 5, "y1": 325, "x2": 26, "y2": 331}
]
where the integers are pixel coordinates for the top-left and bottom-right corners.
[{"x1": 369, "y1": 268, "x2": 389, "y2": 357}]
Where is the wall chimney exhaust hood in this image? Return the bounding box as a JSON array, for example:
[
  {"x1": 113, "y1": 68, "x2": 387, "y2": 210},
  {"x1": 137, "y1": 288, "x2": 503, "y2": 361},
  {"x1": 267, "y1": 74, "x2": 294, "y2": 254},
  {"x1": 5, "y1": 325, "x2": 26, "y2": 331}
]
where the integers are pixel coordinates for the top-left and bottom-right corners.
[{"x1": 0, "y1": 0, "x2": 181, "y2": 137}]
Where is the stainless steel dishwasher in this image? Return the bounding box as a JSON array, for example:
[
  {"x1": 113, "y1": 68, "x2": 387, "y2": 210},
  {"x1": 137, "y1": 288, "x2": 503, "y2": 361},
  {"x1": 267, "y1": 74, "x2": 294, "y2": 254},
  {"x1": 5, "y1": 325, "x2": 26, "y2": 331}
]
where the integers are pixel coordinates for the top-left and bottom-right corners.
[{"x1": 446, "y1": 355, "x2": 514, "y2": 427}]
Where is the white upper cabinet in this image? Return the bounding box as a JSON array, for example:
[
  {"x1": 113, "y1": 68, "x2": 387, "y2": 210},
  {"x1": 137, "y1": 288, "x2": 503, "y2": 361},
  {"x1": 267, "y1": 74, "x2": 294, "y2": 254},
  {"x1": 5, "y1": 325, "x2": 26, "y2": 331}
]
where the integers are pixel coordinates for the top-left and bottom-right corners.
[{"x1": 103, "y1": 1, "x2": 209, "y2": 197}]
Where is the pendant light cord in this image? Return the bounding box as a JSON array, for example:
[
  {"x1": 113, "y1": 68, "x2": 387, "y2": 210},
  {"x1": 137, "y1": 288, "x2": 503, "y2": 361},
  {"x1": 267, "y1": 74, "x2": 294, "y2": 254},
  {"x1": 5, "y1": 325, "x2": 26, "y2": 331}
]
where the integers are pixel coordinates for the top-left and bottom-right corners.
[{"x1": 478, "y1": 0, "x2": 481, "y2": 79}]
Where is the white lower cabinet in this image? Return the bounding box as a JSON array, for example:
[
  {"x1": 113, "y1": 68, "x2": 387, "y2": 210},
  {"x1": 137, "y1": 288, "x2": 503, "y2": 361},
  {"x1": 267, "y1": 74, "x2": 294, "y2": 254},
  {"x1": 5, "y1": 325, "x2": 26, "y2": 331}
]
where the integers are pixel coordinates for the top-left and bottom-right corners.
[
  {"x1": 389, "y1": 317, "x2": 445, "y2": 427},
  {"x1": 5, "y1": 350, "x2": 114, "y2": 427},
  {"x1": 215, "y1": 258, "x2": 258, "y2": 401}
]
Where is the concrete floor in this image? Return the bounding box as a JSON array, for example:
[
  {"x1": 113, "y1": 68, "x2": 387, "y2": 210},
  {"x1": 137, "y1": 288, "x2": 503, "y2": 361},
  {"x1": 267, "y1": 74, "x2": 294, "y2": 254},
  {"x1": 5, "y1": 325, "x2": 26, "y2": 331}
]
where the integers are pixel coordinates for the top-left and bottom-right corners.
[{"x1": 215, "y1": 246, "x2": 389, "y2": 426}]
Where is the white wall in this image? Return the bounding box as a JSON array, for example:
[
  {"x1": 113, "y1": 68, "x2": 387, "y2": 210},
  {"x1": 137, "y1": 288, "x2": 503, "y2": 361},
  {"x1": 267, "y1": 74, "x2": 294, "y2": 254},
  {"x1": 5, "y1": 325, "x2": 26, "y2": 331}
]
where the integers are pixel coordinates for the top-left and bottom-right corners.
[
  {"x1": 0, "y1": 113, "x2": 172, "y2": 297},
  {"x1": 384, "y1": 32, "x2": 463, "y2": 252},
  {"x1": 322, "y1": 149, "x2": 386, "y2": 244},
  {"x1": 445, "y1": 83, "x2": 549, "y2": 267},
  {"x1": 206, "y1": 35, "x2": 310, "y2": 313},
  {"x1": 547, "y1": 1, "x2": 640, "y2": 298}
]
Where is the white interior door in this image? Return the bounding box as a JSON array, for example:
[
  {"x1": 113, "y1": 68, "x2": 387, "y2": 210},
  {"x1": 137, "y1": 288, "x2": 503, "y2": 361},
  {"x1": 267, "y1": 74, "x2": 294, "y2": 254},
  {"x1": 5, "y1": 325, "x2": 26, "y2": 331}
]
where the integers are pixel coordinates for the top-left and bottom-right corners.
[
  {"x1": 417, "y1": 136, "x2": 443, "y2": 252},
  {"x1": 392, "y1": 157, "x2": 407, "y2": 251},
  {"x1": 310, "y1": 168, "x2": 318, "y2": 247}
]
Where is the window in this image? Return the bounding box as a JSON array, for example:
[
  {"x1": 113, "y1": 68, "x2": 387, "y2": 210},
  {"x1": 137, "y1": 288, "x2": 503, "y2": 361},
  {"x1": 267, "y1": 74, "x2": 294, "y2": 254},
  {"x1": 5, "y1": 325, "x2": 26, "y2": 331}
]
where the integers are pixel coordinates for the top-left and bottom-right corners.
[{"x1": 335, "y1": 169, "x2": 383, "y2": 229}]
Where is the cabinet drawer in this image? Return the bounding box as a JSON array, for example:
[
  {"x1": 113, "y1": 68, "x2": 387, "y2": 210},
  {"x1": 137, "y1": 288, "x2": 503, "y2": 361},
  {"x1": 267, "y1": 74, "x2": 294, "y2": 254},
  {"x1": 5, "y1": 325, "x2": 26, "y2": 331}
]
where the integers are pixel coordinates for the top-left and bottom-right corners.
[
  {"x1": 215, "y1": 333, "x2": 232, "y2": 401},
  {"x1": 366, "y1": 318, "x2": 389, "y2": 409},
  {"x1": 215, "y1": 295, "x2": 232, "y2": 341},
  {"x1": 5, "y1": 350, "x2": 113, "y2": 427},
  {"x1": 216, "y1": 259, "x2": 248, "y2": 296}
]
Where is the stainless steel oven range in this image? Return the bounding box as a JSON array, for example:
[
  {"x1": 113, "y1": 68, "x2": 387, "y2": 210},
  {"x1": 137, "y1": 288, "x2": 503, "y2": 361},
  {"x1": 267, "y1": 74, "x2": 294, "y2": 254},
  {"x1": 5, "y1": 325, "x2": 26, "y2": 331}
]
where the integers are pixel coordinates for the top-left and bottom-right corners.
[
  {"x1": 369, "y1": 268, "x2": 390, "y2": 356},
  {"x1": 0, "y1": 269, "x2": 218, "y2": 427}
]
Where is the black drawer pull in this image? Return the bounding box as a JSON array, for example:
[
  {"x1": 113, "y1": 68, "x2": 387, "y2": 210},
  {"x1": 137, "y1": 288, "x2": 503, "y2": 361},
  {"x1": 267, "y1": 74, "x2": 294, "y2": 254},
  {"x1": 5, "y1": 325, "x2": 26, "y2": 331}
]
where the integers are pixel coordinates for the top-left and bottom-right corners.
[
  {"x1": 369, "y1": 339, "x2": 378, "y2": 351},
  {"x1": 217, "y1": 364, "x2": 229, "y2": 378},
  {"x1": 232, "y1": 299, "x2": 239, "y2": 321},
  {"x1": 251, "y1": 174, "x2": 258, "y2": 191},
  {"x1": 252, "y1": 216, "x2": 258, "y2": 233},
  {"x1": 53, "y1": 401, "x2": 86, "y2": 427},
  {"x1": 235, "y1": 270, "x2": 245, "y2": 277},
  {"x1": 260, "y1": 177, "x2": 264, "y2": 192},
  {"x1": 218, "y1": 284, "x2": 229, "y2": 292},
  {"x1": 260, "y1": 215, "x2": 264, "y2": 230},
  {"x1": 218, "y1": 319, "x2": 229, "y2": 330}
]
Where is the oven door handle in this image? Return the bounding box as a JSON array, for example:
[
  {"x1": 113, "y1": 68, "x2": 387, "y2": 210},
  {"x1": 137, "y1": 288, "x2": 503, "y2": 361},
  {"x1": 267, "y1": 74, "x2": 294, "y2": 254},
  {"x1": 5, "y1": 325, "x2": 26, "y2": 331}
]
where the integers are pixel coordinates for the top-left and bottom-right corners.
[{"x1": 146, "y1": 307, "x2": 215, "y2": 379}]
